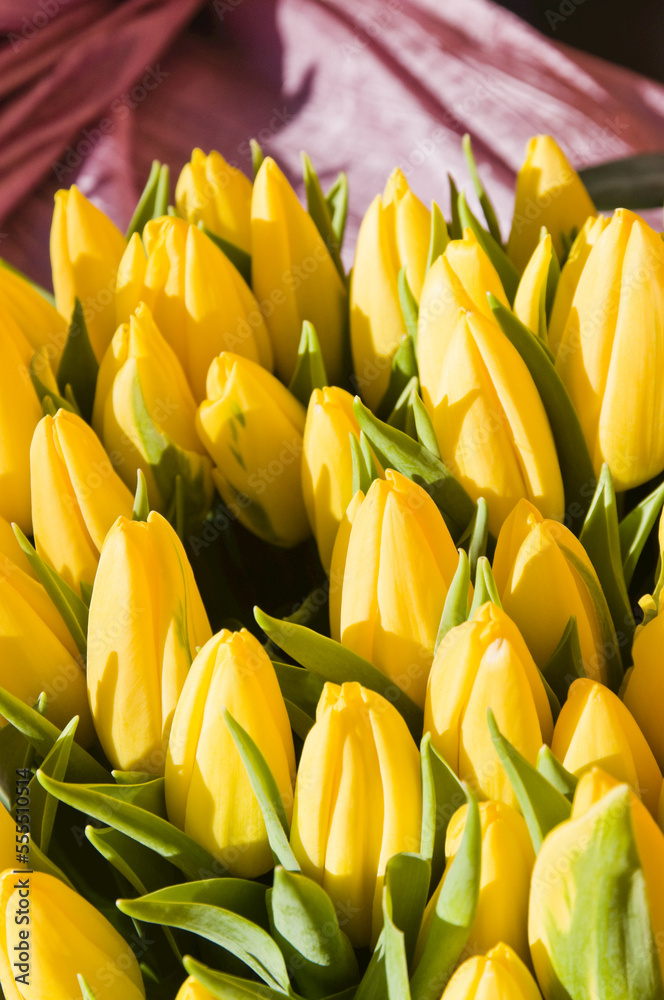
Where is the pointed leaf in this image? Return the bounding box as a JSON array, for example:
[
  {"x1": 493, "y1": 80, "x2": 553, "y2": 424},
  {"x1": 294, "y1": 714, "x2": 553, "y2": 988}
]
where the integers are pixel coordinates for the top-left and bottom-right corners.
[
  {"x1": 132, "y1": 468, "x2": 150, "y2": 521},
  {"x1": 461, "y1": 134, "x2": 502, "y2": 245},
  {"x1": 469, "y1": 556, "x2": 501, "y2": 617},
  {"x1": 384, "y1": 853, "x2": 430, "y2": 968},
  {"x1": 288, "y1": 321, "x2": 329, "y2": 407},
  {"x1": 302, "y1": 152, "x2": 344, "y2": 280},
  {"x1": 435, "y1": 550, "x2": 470, "y2": 651},
  {"x1": 382, "y1": 896, "x2": 411, "y2": 1000},
  {"x1": 419, "y1": 733, "x2": 466, "y2": 889},
  {"x1": 411, "y1": 393, "x2": 440, "y2": 459},
  {"x1": 126, "y1": 161, "x2": 170, "y2": 239},
  {"x1": 325, "y1": 172, "x2": 349, "y2": 247},
  {"x1": 272, "y1": 662, "x2": 324, "y2": 720},
  {"x1": 77, "y1": 976, "x2": 100, "y2": 999},
  {"x1": 426, "y1": 202, "x2": 450, "y2": 271},
  {"x1": 466, "y1": 498, "x2": 489, "y2": 580},
  {"x1": 619, "y1": 480, "x2": 664, "y2": 589},
  {"x1": 542, "y1": 616, "x2": 585, "y2": 703},
  {"x1": 536, "y1": 746, "x2": 578, "y2": 802},
  {"x1": 250, "y1": 140, "x2": 264, "y2": 179},
  {"x1": 183, "y1": 957, "x2": 291, "y2": 999},
  {"x1": 120, "y1": 877, "x2": 269, "y2": 925},
  {"x1": 386, "y1": 378, "x2": 419, "y2": 436},
  {"x1": 28, "y1": 717, "x2": 77, "y2": 853},
  {"x1": 447, "y1": 175, "x2": 462, "y2": 241},
  {"x1": 377, "y1": 334, "x2": 419, "y2": 420},
  {"x1": 398, "y1": 268, "x2": 419, "y2": 345},
  {"x1": 458, "y1": 191, "x2": 519, "y2": 302},
  {"x1": 56, "y1": 298, "x2": 99, "y2": 422},
  {"x1": 199, "y1": 223, "x2": 252, "y2": 285}
]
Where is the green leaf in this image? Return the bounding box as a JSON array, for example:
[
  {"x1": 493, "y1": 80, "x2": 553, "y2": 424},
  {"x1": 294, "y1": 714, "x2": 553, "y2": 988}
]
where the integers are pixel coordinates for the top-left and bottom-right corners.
[
  {"x1": 536, "y1": 746, "x2": 578, "y2": 802},
  {"x1": 382, "y1": 894, "x2": 411, "y2": 1000},
  {"x1": 283, "y1": 700, "x2": 315, "y2": 741},
  {"x1": 325, "y1": 172, "x2": 349, "y2": 247},
  {"x1": 543, "y1": 226, "x2": 561, "y2": 318},
  {"x1": 386, "y1": 378, "x2": 419, "y2": 437},
  {"x1": 458, "y1": 191, "x2": 519, "y2": 302},
  {"x1": 268, "y1": 867, "x2": 359, "y2": 998},
  {"x1": 35, "y1": 771, "x2": 219, "y2": 880},
  {"x1": 579, "y1": 152, "x2": 664, "y2": 210},
  {"x1": 419, "y1": 734, "x2": 466, "y2": 889},
  {"x1": 619, "y1": 480, "x2": 664, "y2": 589},
  {"x1": 350, "y1": 434, "x2": 372, "y2": 496},
  {"x1": 121, "y1": 878, "x2": 269, "y2": 925},
  {"x1": 410, "y1": 786, "x2": 481, "y2": 1000},
  {"x1": 466, "y1": 498, "x2": 489, "y2": 580},
  {"x1": 56, "y1": 299, "x2": 98, "y2": 422},
  {"x1": 488, "y1": 294, "x2": 596, "y2": 534},
  {"x1": 461, "y1": 134, "x2": 503, "y2": 245},
  {"x1": 272, "y1": 662, "x2": 324, "y2": 721},
  {"x1": 410, "y1": 393, "x2": 440, "y2": 459},
  {"x1": 223, "y1": 709, "x2": 300, "y2": 872},
  {"x1": 77, "y1": 976, "x2": 100, "y2": 999},
  {"x1": 384, "y1": 853, "x2": 431, "y2": 968},
  {"x1": 487, "y1": 709, "x2": 571, "y2": 852},
  {"x1": 30, "y1": 347, "x2": 78, "y2": 416},
  {"x1": 132, "y1": 468, "x2": 150, "y2": 521},
  {"x1": 435, "y1": 550, "x2": 470, "y2": 651},
  {"x1": 183, "y1": 957, "x2": 291, "y2": 1000},
  {"x1": 254, "y1": 607, "x2": 423, "y2": 743},
  {"x1": 398, "y1": 268, "x2": 419, "y2": 346},
  {"x1": 251, "y1": 140, "x2": 264, "y2": 179},
  {"x1": 288, "y1": 321, "x2": 329, "y2": 407},
  {"x1": 126, "y1": 161, "x2": 170, "y2": 239},
  {"x1": 199, "y1": 223, "x2": 252, "y2": 286},
  {"x1": 447, "y1": 175, "x2": 462, "y2": 241},
  {"x1": 542, "y1": 616, "x2": 585, "y2": 704},
  {"x1": 28, "y1": 716, "x2": 77, "y2": 854},
  {"x1": 425, "y1": 202, "x2": 450, "y2": 271},
  {"x1": 353, "y1": 398, "x2": 476, "y2": 542},
  {"x1": 376, "y1": 335, "x2": 419, "y2": 421},
  {"x1": 303, "y1": 152, "x2": 345, "y2": 280},
  {"x1": 468, "y1": 556, "x2": 501, "y2": 617}
]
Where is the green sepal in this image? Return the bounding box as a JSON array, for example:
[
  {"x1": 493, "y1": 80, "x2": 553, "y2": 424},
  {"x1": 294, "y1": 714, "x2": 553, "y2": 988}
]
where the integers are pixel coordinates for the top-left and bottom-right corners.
[
  {"x1": 250, "y1": 139, "x2": 264, "y2": 179},
  {"x1": 55, "y1": 298, "x2": 98, "y2": 422},
  {"x1": 268, "y1": 867, "x2": 360, "y2": 998},
  {"x1": 376, "y1": 334, "x2": 419, "y2": 421},
  {"x1": 325, "y1": 172, "x2": 349, "y2": 248},
  {"x1": 619, "y1": 479, "x2": 664, "y2": 589},
  {"x1": 448, "y1": 175, "x2": 462, "y2": 241},
  {"x1": 426, "y1": 202, "x2": 450, "y2": 271},
  {"x1": 0, "y1": 256, "x2": 55, "y2": 305},
  {"x1": 30, "y1": 347, "x2": 79, "y2": 416},
  {"x1": 223, "y1": 709, "x2": 300, "y2": 872},
  {"x1": 542, "y1": 616, "x2": 585, "y2": 703},
  {"x1": 458, "y1": 191, "x2": 519, "y2": 302},
  {"x1": 398, "y1": 267, "x2": 419, "y2": 345},
  {"x1": 461, "y1": 134, "x2": 503, "y2": 245},
  {"x1": 254, "y1": 607, "x2": 423, "y2": 742},
  {"x1": 419, "y1": 733, "x2": 466, "y2": 889},
  {"x1": 536, "y1": 745, "x2": 578, "y2": 802},
  {"x1": 353, "y1": 398, "x2": 476, "y2": 542},
  {"x1": 487, "y1": 709, "x2": 571, "y2": 852},
  {"x1": 410, "y1": 785, "x2": 481, "y2": 1000},
  {"x1": 183, "y1": 956, "x2": 292, "y2": 1000},
  {"x1": 435, "y1": 550, "x2": 470, "y2": 651},
  {"x1": 199, "y1": 222, "x2": 252, "y2": 285},
  {"x1": 384, "y1": 853, "x2": 431, "y2": 970},
  {"x1": 288, "y1": 321, "x2": 329, "y2": 407},
  {"x1": 489, "y1": 294, "x2": 596, "y2": 533},
  {"x1": 382, "y1": 889, "x2": 412, "y2": 1000},
  {"x1": 303, "y1": 152, "x2": 345, "y2": 280},
  {"x1": 126, "y1": 160, "x2": 170, "y2": 239},
  {"x1": 25, "y1": 716, "x2": 77, "y2": 854},
  {"x1": 468, "y1": 555, "x2": 501, "y2": 617},
  {"x1": 132, "y1": 468, "x2": 150, "y2": 521}
]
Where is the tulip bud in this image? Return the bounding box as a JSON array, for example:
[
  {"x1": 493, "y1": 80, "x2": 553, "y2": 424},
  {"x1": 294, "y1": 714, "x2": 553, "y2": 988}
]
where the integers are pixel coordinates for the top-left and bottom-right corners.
[
  {"x1": 551, "y1": 677, "x2": 662, "y2": 816},
  {"x1": 422, "y1": 309, "x2": 564, "y2": 535},
  {"x1": 0, "y1": 315, "x2": 42, "y2": 533},
  {"x1": 87, "y1": 512, "x2": 212, "y2": 773},
  {"x1": 93, "y1": 302, "x2": 213, "y2": 519},
  {"x1": 529, "y1": 768, "x2": 664, "y2": 998},
  {"x1": 116, "y1": 218, "x2": 273, "y2": 401},
  {"x1": 290, "y1": 681, "x2": 422, "y2": 947},
  {"x1": 252, "y1": 158, "x2": 347, "y2": 386},
  {"x1": 332, "y1": 469, "x2": 460, "y2": 707},
  {"x1": 623, "y1": 591, "x2": 664, "y2": 771},
  {"x1": 440, "y1": 943, "x2": 542, "y2": 1000},
  {"x1": 0, "y1": 871, "x2": 145, "y2": 999},
  {"x1": 165, "y1": 628, "x2": 295, "y2": 878},
  {"x1": 350, "y1": 169, "x2": 430, "y2": 409},
  {"x1": 507, "y1": 135, "x2": 595, "y2": 272},
  {"x1": 302, "y1": 386, "x2": 365, "y2": 572},
  {"x1": 555, "y1": 208, "x2": 664, "y2": 490},
  {"x1": 175, "y1": 978, "x2": 214, "y2": 1000},
  {"x1": 30, "y1": 409, "x2": 134, "y2": 594},
  {"x1": 50, "y1": 186, "x2": 127, "y2": 361},
  {"x1": 418, "y1": 231, "x2": 509, "y2": 410},
  {"x1": 493, "y1": 498, "x2": 617, "y2": 685},
  {"x1": 513, "y1": 233, "x2": 553, "y2": 339},
  {"x1": 425, "y1": 602, "x2": 554, "y2": 808},
  {"x1": 175, "y1": 148, "x2": 252, "y2": 251},
  {"x1": 196, "y1": 352, "x2": 309, "y2": 547},
  {"x1": 548, "y1": 214, "x2": 609, "y2": 358},
  {"x1": 418, "y1": 801, "x2": 535, "y2": 965},
  {"x1": 0, "y1": 265, "x2": 68, "y2": 366}
]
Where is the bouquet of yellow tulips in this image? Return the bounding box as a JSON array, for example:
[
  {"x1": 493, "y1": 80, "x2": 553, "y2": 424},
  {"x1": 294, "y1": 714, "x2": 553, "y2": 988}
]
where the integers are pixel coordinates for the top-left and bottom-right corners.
[{"x1": 2, "y1": 132, "x2": 664, "y2": 1000}]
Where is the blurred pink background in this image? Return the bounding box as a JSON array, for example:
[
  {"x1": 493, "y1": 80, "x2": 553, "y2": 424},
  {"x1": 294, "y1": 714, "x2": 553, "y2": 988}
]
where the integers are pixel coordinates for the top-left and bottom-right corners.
[{"x1": 3, "y1": 0, "x2": 664, "y2": 284}]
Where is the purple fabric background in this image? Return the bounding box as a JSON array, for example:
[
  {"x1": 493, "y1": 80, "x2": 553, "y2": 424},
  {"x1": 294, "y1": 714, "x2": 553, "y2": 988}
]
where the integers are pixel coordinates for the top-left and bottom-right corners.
[{"x1": 2, "y1": 0, "x2": 664, "y2": 285}]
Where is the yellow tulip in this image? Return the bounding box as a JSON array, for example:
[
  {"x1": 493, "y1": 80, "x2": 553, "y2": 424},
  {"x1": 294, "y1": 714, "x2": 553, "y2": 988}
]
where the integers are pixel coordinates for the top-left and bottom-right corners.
[
  {"x1": 175, "y1": 977, "x2": 214, "y2": 1000},
  {"x1": 0, "y1": 316, "x2": 42, "y2": 534},
  {"x1": 50, "y1": 185, "x2": 127, "y2": 361},
  {"x1": 547, "y1": 214, "x2": 609, "y2": 358},
  {"x1": 623, "y1": 590, "x2": 664, "y2": 771},
  {"x1": 555, "y1": 208, "x2": 664, "y2": 489},
  {"x1": 252, "y1": 157, "x2": 347, "y2": 386},
  {"x1": 93, "y1": 302, "x2": 213, "y2": 517},
  {"x1": 507, "y1": 135, "x2": 595, "y2": 272},
  {"x1": 0, "y1": 266, "x2": 68, "y2": 367},
  {"x1": 0, "y1": 871, "x2": 145, "y2": 999},
  {"x1": 418, "y1": 231, "x2": 509, "y2": 408},
  {"x1": 425, "y1": 602, "x2": 554, "y2": 808},
  {"x1": 301, "y1": 386, "x2": 365, "y2": 572},
  {"x1": 30, "y1": 409, "x2": 134, "y2": 595},
  {"x1": 422, "y1": 309, "x2": 564, "y2": 536},
  {"x1": 165, "y1": 628, "x2": 295, "y2": 878},
  {"x1": 513, "y1": 233, "x2": 553, "y2": 339},
  {"x1": 440, "y1": 943, "x2": 542, "y2": 1000},
  {"x1": 551, "y1": 677, "x2": 662, "y2": 815},
  {"x1": 116, "y1": 217, "x2": 272, "y2": 401},
  {"x1": 196, "y1": 352, "x2": 309, "y2": 548},
  {"x1": 418, "y1": 801, "x2": 535, "y2": 965},
  {"x1": 493, "y1": 499, "x2": 618, "y2": 684},
  {"x1": 331, "y1": 469, "x2": 460, "y2": 707},
  {"x1": 290, "y1": 681, "x2": 421, "y2": 947},
  {"x1": 87, "y1": 512, "x2": 212, "y2": 774},
  {"x1": 175, "y1": 147, "x2": 252, "y2": 252},
  {"x1": 350, "y1": 169, "x2": 430, "y2": 410}
]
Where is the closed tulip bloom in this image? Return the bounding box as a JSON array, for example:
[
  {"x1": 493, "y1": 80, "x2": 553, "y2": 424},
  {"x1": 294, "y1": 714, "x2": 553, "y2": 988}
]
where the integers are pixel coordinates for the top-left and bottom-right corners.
[
  {"x1": 50, "y1": 186, "x2": 127, "y2": 361},
  {"x1": 30, "y1": 409, "x2": 134, "y2": 595},
  {"x1": 551, "y1": 677, "x2": 662, "y2": 816},
  {"x1": 196, "y1": 352, "x2": 309, "y2": 547},
  {"x1": 175, "y1": 978, "x2": 215, "y2": 1000},
  {"x1": 418, "y1": 802, "x2": 535, "y2": 964},
  {"x1": 507, "y1": 135, "x2": 595, "y2": 272},
  {"x1": 547, "y1": 214, "x2": 609, "y2": 358},
  {"x1": 555, "y1": 209, "x2": 664, "y2": 489},
  {"x1": 493, "y1": 499, "x2": 617, "y2": 684},
  {"x1": 166, "y1": 629, "x2": 295, "y2": 878},
  {"x1": 302, "y1": 386, "x2": 365, "y2": 572},
  {"x1": 350, "y1": 169, "x2": 430, "y2": 410},
  {"x1": 175, "y1": 147, "x2": 252, "y2": 252},
  {"x1": 332, "y1": 469, "x2": 460, "y2": 707},
  {"x1": 0, "y1": 318, "x2": 42, "y2": 534},
  {"x1": 252, "y1": 157, "x2": 347, "y2": 386},
  {"x1": 93, "y1": 302, "x2": 213, "y2": 517},
  {"x1": 440, "y1": 943, "x2": 542, "y2": 1000},
  {"x1": 0, "y1": 265, "x2": 68, "y2": 366},
  {"x1": 425, "y1": 602, "x2": 554, "y2": 808},
  {"x1": 424, "y1": 309, "x2": 564, "y2": 535},
  {"x1": 87, "y1": 512, "x2": 212, "y2": 773},
  {"x1": 290, "y1": 681, "x2": 421, "y2": 947},
  {"x1": 0, "y1": 871, "x2": 145, "y2": 999},
  {"x1": 513, "y1": 233, "x2": 553, "y2": 340},
  {"x1": 623, "y1": 592, "x2": 664, "y2": 771}
]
